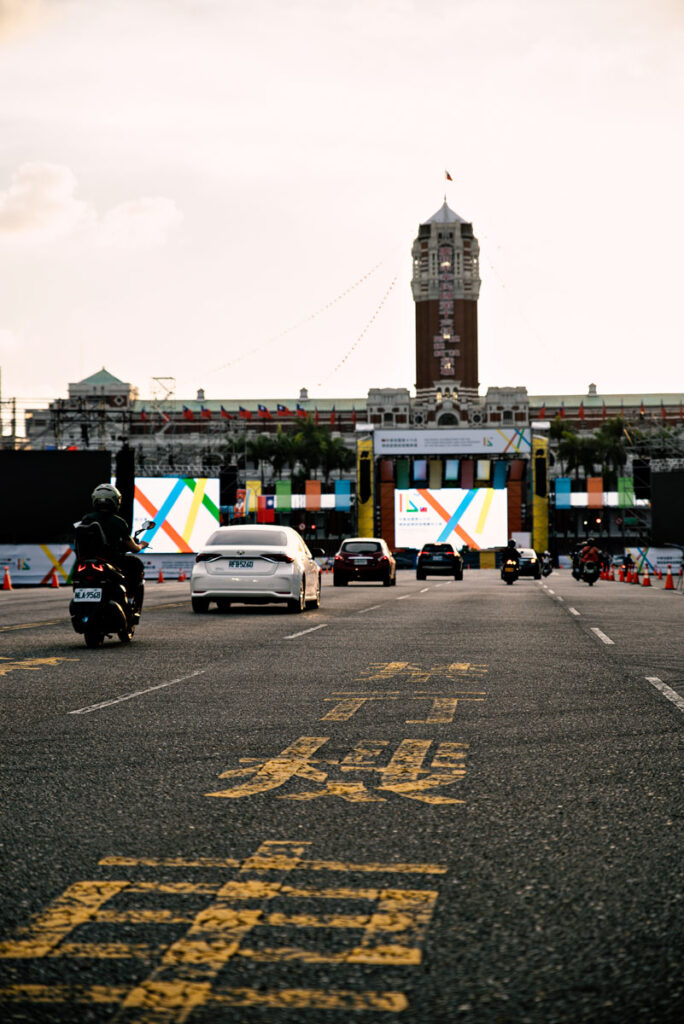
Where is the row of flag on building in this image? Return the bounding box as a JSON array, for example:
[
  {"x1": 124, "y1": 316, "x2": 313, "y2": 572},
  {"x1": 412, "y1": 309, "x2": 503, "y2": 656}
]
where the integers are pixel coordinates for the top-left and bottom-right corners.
[
  {"x1": 538, "y1": 401, "x2": 682, "y2": 422},
  {"x1": 229, "y1": 479, "x2": 353, "y2": 522},
  {"x1": 139, "y1": 405, "x2": 354, "y2": 425}
]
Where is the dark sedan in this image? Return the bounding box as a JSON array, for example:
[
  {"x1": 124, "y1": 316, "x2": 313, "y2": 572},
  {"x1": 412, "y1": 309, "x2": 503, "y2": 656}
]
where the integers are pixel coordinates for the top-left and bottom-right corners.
[
  {"x1": 416, "y1": 542, "x2": 464, "y2": 581},
  {"x1": 333, "y1": 537, "x2": 397, "y2": 586}
]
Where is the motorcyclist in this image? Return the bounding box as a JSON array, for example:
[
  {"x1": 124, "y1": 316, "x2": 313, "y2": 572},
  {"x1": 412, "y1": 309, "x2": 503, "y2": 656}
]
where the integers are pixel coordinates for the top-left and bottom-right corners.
[
  {"x1": 503, "y1": 539, "x2": 521, "y2": 564},
  {"x1": 581, "y1": 538, "x2": 600, "y2": 565},
  {"x1": 78, "y1": 484, "x2": 149, "y2": 610}
]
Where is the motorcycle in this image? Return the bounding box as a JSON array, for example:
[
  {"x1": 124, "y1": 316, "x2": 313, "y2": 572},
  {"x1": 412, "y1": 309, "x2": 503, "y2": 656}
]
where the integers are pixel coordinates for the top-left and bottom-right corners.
[
  {"x1": 580, "y1": 560, "x2": 600, "y2": 586},
  {"x1": 69, "y1": 520, "x2": 155, "y2": 648},
  {"x1": 541, "y1": 554, "x2": 553, "y2": 577},
  {"x1": 501, "y1": 558, "x2": 520, "y2": 585}
]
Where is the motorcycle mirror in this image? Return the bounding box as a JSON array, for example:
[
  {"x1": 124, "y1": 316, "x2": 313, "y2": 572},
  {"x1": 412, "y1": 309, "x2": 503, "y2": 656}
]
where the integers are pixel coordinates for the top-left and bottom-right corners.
[{"x1": 141, "y1": 520, "x2": 156, "y2": 530}]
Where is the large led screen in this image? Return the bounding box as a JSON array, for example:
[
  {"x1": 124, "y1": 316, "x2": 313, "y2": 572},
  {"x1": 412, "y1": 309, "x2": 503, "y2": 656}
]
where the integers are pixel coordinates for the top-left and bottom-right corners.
[
  {"x1": 395, "y1": 488, "x2": 508, "y2": 551},
  {"x1": 133, "y1": 477, "x2": 220, "y2": 554}
]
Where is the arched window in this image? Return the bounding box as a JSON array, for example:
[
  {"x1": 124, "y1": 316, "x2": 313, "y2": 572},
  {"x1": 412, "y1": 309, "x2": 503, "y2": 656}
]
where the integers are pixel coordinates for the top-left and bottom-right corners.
[{"x1": 437, "y1": 412, "x2": 459, "y2": 426}]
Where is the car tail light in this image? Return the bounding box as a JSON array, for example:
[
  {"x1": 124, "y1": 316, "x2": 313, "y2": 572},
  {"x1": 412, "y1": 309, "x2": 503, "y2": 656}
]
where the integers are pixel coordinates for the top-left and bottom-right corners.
[
  {"x1": 261, "y1": 553, "x2": 294, "y2": 563},
  {"x1": 379, "y1": 555, "x2": 388, "y2": 562},
  {"x1": 195, "y1": 553, "x2": 214, "y2": 563}
]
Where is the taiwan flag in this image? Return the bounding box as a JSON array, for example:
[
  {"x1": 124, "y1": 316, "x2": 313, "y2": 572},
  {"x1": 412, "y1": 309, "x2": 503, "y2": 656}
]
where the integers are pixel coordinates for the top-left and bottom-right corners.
[
  {"x1": 351, "y1": 409, "x2": 357, "y2": 426},
  {"x1": 257, "y1": 404, "x2": 272, "y2": 419},
  {"x1": 200, "y1": 406, "x2": 212, "y2": 420},
  {"x1": 330, "y1": 406, "x2": 336, "y2": 426},
  {"x1": 314, "y1": 408, "x2": 319, "y2": 425},
  {"x1": 602, "y1": 402, "x2": 607, "y2": 420},
  {"x1": 161, "y1": 411, "x2": 171, "y2": 424},
  {"x1": 296, "y1": 404, "x2": 308, "y2": 418},
  {"x1": 220, "y1": 406, "x2": 233, "y2": 420},
  {"x1": 277, "y1": 404, "x2": 292, "y2": 416},
  {"x1": 257, "y1": 494, "x2": 276, "y2": 523},
  {"x1": 239, "y1": 407, "x2": 252, "y2": 420},
  {"x1": 140, "y1": 407, "x2": 148, "y2": 422},
  {"x1": 578, "y1": 402, "x2": 585, "y2": 422},
  {"x1": 182, "y1": 406, "x2": 194, "y2": 421},
  {"x1": 537, "y1": 404, "x2": 546, "y2": 419}
]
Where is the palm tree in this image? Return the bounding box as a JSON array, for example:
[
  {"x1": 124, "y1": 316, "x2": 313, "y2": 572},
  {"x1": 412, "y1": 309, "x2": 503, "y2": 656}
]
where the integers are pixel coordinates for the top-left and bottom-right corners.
[
  {"x1": 245, "y1": 434, "x2": 275, "y2": 484},
  {"x1": 321, "y1": 435, "x2": 355, "y2": 482}
]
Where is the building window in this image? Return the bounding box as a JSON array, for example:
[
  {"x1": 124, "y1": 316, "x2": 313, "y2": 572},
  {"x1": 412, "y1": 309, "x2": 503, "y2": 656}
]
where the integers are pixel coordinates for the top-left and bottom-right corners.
[{"x1": 503, "y1": 410, "x2": 513, "y2": 423}]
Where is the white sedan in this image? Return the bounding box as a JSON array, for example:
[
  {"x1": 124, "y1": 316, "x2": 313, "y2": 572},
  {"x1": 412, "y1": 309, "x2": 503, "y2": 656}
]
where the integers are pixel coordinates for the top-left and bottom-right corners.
[{"x1": 190, "y1": 525, "x2": 322, "y2": 614}]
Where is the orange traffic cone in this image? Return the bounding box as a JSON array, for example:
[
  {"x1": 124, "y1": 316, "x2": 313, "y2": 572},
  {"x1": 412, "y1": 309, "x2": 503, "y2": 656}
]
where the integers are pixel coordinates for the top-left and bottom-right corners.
[
  {"x1": 657, "y1": 568, "x2": 662, "y2": 580},
  {"x1": 158, "y1": 569, "x2": 165, "y2": 583},
  {"x1": 2, "y1": 565, "x2": 12, "y2": 590},
  {"x1": 664, "y1": 565, "x2": 675, "y2": 590},
  {"x1": 618, "y1": 567, "x2": 624, "y2": 582},
  {"x1": 50, "y1": 569, "x2": 60, "y2": 588},
  {"x1": 631, "y1": 568, "x2": 639, "y2": 584},
  {"x1": 178, "y1": 569, "x2": 186, "y2": 582},
  {"x1": 609, "y1": 567, "x2": 615, "y2": 581},
  {"x1": 642, "y1": 566, "x2": 651, "y2": 587}
]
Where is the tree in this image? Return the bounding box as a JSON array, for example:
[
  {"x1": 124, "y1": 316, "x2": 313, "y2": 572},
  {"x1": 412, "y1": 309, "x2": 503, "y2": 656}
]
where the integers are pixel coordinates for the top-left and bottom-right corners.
[{"x1": 245, "y1": 434, "x2": 275, "y2": 484}]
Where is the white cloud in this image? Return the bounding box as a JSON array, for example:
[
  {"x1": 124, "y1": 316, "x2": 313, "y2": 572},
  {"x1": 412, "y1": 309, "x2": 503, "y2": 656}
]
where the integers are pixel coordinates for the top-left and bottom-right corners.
[{"x1": 0, "y1": 162, "x2": 181, "y2": 247}]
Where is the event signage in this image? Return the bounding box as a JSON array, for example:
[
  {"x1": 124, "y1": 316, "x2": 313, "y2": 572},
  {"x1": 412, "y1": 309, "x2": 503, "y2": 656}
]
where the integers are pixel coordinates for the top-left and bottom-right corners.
[
  {"x1": 394, "y1": 487, "x2": 508, "y2": 551},
  {"x1": 374, "y1": 428, "x2": 531, "y2": 456}
]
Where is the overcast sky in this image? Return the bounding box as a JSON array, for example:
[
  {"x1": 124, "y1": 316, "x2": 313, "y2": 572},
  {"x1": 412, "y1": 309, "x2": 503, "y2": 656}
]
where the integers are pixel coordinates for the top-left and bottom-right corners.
[{"x1": 0, "y1": 0, "x2": 682, "y2": 413}]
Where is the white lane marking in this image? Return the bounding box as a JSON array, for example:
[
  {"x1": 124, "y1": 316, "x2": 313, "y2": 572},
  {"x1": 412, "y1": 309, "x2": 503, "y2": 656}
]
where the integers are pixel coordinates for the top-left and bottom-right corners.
[
  {"x1": 547, "y1": 589, "x2": 555, "y2": 595},
  {"x1": 557, "y1": 596, "x2": 564, "y2": 602},
  {"x1": 284, "y1": 624, "x2": 329, "y2": 640},
  {"x1": 357, "y1": 605, "x2": 382, "y2": 613},
  {"x1": 646, "y1": 676, "x2": 684, "y2": 714},
  {"x1": 420, "y1": 588, "x2": 430, "y2": 593},
  {"x1": 591, "y1": 627, "x2": 615, "y2": 645},
  {"x1": 69, "y1": 668, "x2": 207, "y2": 715},
  {"x1": 396, "y1": 595, "x2": 411, "y2": 600},
  {"x1": 569, "y1": 607, "x2": 580, "y2": 616}
]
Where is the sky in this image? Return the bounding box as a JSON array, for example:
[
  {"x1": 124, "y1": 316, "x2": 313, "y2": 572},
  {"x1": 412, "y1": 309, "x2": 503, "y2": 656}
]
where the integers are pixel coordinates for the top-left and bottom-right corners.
[{"x1": 0, "y1": 0, "x2": 682, "y2": 420}]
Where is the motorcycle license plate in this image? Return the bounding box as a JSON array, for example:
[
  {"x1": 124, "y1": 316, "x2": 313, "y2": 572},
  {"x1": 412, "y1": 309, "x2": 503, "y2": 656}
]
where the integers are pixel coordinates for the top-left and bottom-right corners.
[
  {"x1": 73, "y1": 588, "x2": 102, "y2": 602},
  {"x1": 228, "y1": 559, "x2": 253, "y2": 569}
]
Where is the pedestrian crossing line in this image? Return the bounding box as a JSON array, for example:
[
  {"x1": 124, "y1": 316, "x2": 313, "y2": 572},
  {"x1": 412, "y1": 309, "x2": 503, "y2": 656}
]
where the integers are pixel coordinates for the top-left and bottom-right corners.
[{"x1": 0, "y1": 840, "x2": 443, "y2": 1019}]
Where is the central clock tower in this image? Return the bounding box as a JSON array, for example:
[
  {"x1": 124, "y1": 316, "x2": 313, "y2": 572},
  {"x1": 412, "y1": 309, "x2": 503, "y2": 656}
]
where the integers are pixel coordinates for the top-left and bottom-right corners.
[{"x1": 411, "y1": 200, "x2": 481, "y2": 406}]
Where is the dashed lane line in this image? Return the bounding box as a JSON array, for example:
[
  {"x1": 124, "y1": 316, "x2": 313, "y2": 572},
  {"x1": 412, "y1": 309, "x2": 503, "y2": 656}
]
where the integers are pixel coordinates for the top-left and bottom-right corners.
[
  {"x1": 356, "y1": 605, "x2": 382, "y2": 614},
  {"x1": 396, "y1": 595, "x2": 411, "y2": 600},
  {"x1": 284, "y1": 624, "x2": 329, "y2": 640},
  {"x1": 646, "y1": 676, "x2": 684, "y2": 714},
  {"x1": 68, "y1": 668, "x2": 208, "y2": 715},
  {"x1": 420, "y1": 588, "x2": 430, "y2": 593},
  {"x1": 569, "y1": 607, "x2": 580, "y2": 616},
  {"x1": 591, "y1": 627, "x2": 615, "y2": 645}
]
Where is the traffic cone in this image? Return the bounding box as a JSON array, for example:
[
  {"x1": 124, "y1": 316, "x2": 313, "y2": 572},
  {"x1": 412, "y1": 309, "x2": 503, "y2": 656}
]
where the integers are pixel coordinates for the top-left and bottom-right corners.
[
  {"x1": 50, "y1": 569, "x2": 60, "y2": 588},
  {"x1": 657, "y1": 568, "x2": 662, "y2": 580},
  {"x1": 609, "y1": 567, "x2": 615, "y2": 581},
  {"x1": 642, "y1": 566, "x2": 651, "y2": 587},
  {"x1": 631, "y1": 568, "x2": 639, "y2": 584},
  {"x1": 618, "y1": 567, "x2": 624, "y2": 583},
  {"x1": 2, "y1": 565, "x2": 12, "y2": 590},
  {"x1": 158, "y1": 569, "x2": 165, "y2": 583},
  {"x1": 178, "y1": 569, "x2": 186, "y2": 582},
  {"x1": 664, "y1": 565, "x2": 675, "y2": 590}
]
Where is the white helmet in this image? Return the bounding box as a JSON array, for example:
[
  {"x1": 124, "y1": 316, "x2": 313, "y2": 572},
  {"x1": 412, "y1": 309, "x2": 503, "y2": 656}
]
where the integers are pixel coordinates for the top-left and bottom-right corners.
[{"x1": 92, "y1": 483, "x2": 121, "y2": 511}]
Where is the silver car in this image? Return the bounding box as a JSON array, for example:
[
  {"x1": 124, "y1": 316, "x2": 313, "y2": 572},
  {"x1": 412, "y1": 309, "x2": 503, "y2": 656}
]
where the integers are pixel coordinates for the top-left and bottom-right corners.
[{"x1": 190, "y1": 525, "x2": 322, "y2": 613}]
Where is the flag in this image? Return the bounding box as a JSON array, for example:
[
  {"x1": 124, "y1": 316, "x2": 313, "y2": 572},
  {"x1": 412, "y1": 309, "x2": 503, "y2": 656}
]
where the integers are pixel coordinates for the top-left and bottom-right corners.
[
  {"x1": 538, "y1": 404, "x2": 546, "y2": 419},
  {"x1": 578, "y1": 402, "x2": 585, "y2": 422},
  {"x1": 558, "y1": 403, "x2": 565, "y2": 419},
  {"x1": 161, "y1": 410, "x2": 171, "y2": 424},
  {"x1": 277, "y1": 403, "x2": 293, "y2": 416},
  {"x1": 351, "y1": 408, "x2": 357, "y2": 426},
  {"x1": 220, "y1": 405, "x2": 233, "y2": 420},
  {"x1": 200, "y1": 406, "x2": 212, "y2": 420},
  {"x1": 661, "y1": 401, "x2": 667, "y2": 421},
  {"x1": 239, "y1": 407, "x2": 252, "y2": 420},
  {"x1": 602, "y1": 402, "x2": 607, "y2": 420},
  {"x1": 182, "y1": 406, "x2": 194, "y2": 421},
  {"x1": 639, "y1": 401, "x2": 645, "y2": 418},
  {"x1": 314, "y1": 408, "x2": 319, "y2": 425},
  {"x1": 257, "y1": 404, "x2": 272, "y2": 419},
  {"x1": 140, "y1": 407, "x2": 148, "y2": 422},
  {"x1": 257, "y1": 494, "x2": 276, "y2": 523},
  {"x1": 330, "y1": 406, "x2": 336, "y2": 426},
  {"x1": 296, "y1": 403, "x2": 307, "y2": 418},
  {"x1": 445, "y1": 170, "x2": 453, "y2": 181}
]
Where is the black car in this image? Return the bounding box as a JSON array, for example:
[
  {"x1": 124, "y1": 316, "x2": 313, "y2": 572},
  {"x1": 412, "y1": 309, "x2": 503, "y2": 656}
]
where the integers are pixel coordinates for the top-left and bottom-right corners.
[
  {"x1": 517, "y1": 547, "x2": 542, "y2": 579},
  {"x1": 416, "y1": 542, "x2": 463, "y2": 581},
  {"x1": 333, "y1": 537, "x2": 397, "y2": 586}
]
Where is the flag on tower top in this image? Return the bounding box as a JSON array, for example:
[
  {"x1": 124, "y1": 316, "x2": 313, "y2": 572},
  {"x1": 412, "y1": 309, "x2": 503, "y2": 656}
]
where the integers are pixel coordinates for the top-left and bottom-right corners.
[
  {"x1": 538, "y1": 404, "x2": 546, "y2": 419},
  {"x1": 330, "y1": 406, "x2": 336, "y2": 426},
  {"x1": 602, "y1": 402, "x2": 607, "y2": 420},
  {"x1": 445, "y1": 170, "x2": 453, "y2": 181}
]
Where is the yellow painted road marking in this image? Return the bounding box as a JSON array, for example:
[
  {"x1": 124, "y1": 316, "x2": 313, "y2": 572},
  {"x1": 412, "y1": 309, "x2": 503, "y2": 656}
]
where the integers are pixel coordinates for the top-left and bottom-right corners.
[
  {"x1": 323, "y1": 690, "x2": 486, "y2": 722},
  {"x1": 0, "y1": 839, "x2": 444, "y2": 1018},
  {"x1": 0, "y1": 656, "x2": 78, "y2": 677},
  {"x1": 206, "y1": 737, "x2": 329, "y2": 799},
  {"x1": 0, "y1": 620, "x2": 62, "y2": 632}
]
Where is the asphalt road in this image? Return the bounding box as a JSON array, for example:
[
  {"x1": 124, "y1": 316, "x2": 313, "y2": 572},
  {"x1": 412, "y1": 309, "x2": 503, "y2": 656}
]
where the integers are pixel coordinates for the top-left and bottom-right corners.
[{"x1": 0, "y1": 570, "x2": 682, "y2": 1023}]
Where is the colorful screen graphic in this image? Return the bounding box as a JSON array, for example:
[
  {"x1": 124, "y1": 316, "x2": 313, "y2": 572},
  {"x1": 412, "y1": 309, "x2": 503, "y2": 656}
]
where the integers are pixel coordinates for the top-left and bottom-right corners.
[
  {"x1": 395, "y1": 488, "x2": 508, "y2": 551},
  {"x1": 133, "y1": 477, "x2": 220, "y2": 554}
]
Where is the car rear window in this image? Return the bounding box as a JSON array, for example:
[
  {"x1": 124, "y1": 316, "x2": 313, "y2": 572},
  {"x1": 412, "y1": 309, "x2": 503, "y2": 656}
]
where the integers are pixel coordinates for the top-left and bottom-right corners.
[
  {"x1": 342, "y1": 541, "x2": 382, "y2": 553},
  {"x1": 206, "y1": 528, "x2": 289, "y2": 547},
  {"x1": 423, "y1": 543, "x2": 454, "y2": 552}
]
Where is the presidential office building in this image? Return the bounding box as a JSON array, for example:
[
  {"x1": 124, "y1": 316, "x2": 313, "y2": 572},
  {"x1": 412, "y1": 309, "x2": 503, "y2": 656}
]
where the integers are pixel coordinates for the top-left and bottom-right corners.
[{"x1": 18, "y1": 201, "x2": 684, "y2": 555}]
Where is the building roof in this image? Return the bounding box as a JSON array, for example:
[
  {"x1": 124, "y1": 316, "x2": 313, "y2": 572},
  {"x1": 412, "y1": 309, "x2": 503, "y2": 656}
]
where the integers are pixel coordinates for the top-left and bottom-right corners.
[
  {"x1": 424, "y1": 200, "x2": 466, "y2": 225},
  {"x1": 73, "y1": 368, "x2": 127, "y2": 387}
]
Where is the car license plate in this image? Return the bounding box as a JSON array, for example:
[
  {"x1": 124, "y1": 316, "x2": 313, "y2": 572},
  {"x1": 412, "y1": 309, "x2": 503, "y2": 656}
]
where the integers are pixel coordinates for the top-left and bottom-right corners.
[
  {"x1": 228, "y1": 559, "x2": 253, "y2": 569},
  {"x1": 73, "y1": 588, "x2": 102, "y2": 602},
  {"x1": 433, "y1": 555, "x2": 445, "y2": 561},
  {"x1": 354, "y1": 558, "x2": 370, "y2": 564}
]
